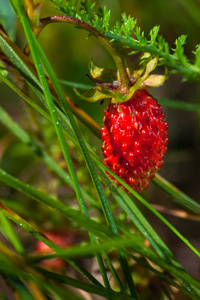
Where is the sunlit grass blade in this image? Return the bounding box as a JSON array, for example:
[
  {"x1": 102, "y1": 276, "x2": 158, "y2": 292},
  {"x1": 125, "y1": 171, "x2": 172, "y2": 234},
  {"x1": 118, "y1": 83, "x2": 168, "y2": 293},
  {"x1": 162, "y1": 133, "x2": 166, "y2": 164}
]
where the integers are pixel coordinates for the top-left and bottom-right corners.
[
  {"x1": 0, "y1": 212, "x2": 25, "y2": 255},
  {"x1": 31, "y1": 235, "x2": 147, "y2": 262}
]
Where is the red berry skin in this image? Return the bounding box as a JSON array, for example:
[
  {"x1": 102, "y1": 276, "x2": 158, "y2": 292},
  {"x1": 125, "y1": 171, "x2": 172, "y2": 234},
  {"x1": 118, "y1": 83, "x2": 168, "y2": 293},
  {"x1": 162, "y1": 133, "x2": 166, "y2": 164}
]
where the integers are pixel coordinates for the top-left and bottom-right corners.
[
  {"x1": 36, "y1": 231, "x2": 75, "y2": 271},
  {"x1": 101, "y1": 89, "x2": 168, "y2": 192}
]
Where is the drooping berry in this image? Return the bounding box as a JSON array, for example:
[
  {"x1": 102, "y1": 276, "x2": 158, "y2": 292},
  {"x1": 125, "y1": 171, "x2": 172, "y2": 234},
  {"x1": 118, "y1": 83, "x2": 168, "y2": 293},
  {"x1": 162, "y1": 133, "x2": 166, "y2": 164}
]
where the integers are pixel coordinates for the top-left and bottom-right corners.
[{"x1": 101, "y1": 89, "x2": 168, "y2": 192}]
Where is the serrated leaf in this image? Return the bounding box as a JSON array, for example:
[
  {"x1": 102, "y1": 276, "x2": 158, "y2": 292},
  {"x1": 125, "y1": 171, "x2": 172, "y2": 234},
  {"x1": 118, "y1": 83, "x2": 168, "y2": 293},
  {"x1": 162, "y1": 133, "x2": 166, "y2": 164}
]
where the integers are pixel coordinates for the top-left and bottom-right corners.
[
  {"x1": 194, "y1": 44, "x2": 200, "y2": 67},
  {"x1": 149, "y1": 26, "x2": 160, "y2": 44}
]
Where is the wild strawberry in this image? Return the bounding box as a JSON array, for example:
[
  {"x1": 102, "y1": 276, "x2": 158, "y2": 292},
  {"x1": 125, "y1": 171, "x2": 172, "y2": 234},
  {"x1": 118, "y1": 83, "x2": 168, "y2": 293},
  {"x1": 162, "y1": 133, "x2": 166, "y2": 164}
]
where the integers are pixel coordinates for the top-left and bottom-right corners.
[
  {"x1": 101, "y1": 89, "x2": 168, "y2": 192},
  {"x1": 36, "y1": 231, "x2": 75, "y2": 271}
]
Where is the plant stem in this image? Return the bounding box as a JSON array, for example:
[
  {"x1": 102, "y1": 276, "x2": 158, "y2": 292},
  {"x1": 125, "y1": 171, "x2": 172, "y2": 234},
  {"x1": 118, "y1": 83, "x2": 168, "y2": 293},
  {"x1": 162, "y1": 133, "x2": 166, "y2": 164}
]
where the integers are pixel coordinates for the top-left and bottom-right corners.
[{"x1": 39, "y1": 16, "x2": 131, "y2": 92}]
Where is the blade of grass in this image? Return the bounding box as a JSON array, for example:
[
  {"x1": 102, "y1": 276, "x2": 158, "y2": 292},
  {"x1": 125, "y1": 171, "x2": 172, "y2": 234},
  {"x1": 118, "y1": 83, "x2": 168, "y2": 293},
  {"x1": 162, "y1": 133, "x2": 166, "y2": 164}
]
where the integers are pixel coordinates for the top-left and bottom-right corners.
[
  {"x1": 35, "y1": 267, "x2": 134, "y2": 300},
  {"x1": 0, "y1": 243, "x2": 108, "y2": 300},
  {"x1": 0, "y1": 242, "x2": 119, "y2": 300},
  {"x1": 0, "y1": 212, "x2": 25, "y2": 255},
  {"x1": 97, "y1": 166, "x2": 176, "y2": 261},
  {"x1": 0, "y1": 168, "x2": 111, "y2": 238},
  {"x1": 0, "y1": 103, "x2": 100, "y2": 209},
  {"x1": 97, "y1": 158, "x2": 200, "y2": 259},
  {"x1": 0, "y1": 252, "x2": 36, "y2": 300},
  {"x1": 94, "y1": 163, "x2": 200, "y2": 296},
  {"x1": 153, "y1": 174, "x2": 200, "y2": 213},
  {"x1": 12, "y1": 2, "x2": 138, "y2": 297},
  {"x1": 31, "y1": 235, "x2": 144, "y2": 261},
  {"x1": 23, "y1": 281, "x2": 48, "y2": 300},
  {"x1": 58, "y1": 79, "x2": 94, "y2": 90},
  {"x1": 31, "y1": 236, "x2": 200, "y2": 298},
  {"x1": 125, "y1": 251, "x2": 200, "y2": 300},
  {"x1": 43, "y1": 283, "x2": 84, "y2": 300},
  {"x1": 0, "y1": 202, "x2": 103, "y2": 287},
  {"x1": 158, "y1": 97, "x2": 200, "y2": 112},
  {"x1": 0, "y1": 30, "x2": 101, "y2": 137},
  {"x1": 0, "y1": 208, "x2": 135, "y2": 299}
]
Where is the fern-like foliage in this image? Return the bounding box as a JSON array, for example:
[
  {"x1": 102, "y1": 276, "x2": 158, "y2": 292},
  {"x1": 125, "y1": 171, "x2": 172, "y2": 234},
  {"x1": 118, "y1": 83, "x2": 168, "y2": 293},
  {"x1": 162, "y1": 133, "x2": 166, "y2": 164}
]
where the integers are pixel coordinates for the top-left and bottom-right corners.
[{"x1": 50, "y1": 0, "x2": 200, "y2": 82}]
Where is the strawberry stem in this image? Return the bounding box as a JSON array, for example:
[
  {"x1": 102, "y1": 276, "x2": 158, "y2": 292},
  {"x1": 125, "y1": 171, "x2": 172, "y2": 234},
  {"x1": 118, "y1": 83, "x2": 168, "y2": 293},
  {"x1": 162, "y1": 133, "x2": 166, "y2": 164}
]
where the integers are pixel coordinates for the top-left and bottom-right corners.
[{"x1": 33, "y1": 16, "x2": 131, "y2": 92}]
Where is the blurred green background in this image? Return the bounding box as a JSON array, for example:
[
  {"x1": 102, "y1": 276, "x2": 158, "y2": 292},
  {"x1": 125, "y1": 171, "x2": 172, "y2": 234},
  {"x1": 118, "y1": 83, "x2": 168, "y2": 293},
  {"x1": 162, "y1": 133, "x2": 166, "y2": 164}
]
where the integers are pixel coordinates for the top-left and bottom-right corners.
[{"x1": 0, "y1": 0, "x2": 200, "y2": 285}]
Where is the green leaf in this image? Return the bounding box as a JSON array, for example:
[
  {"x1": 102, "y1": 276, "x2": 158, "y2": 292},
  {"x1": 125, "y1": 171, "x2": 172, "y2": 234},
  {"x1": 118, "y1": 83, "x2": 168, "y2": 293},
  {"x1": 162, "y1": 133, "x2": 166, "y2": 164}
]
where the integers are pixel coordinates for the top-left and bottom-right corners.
[
  {"x1": 194, "y1": 44, "x2": 200, "y2": 67},
  {"x1": 149, "y1": 26, "x2": 160, "y2": 44}
]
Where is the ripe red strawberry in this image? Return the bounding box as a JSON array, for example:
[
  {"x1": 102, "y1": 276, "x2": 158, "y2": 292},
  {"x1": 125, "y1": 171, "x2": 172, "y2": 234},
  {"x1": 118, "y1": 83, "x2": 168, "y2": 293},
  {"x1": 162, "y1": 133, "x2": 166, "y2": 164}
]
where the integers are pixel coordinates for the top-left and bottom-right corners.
[{"x1": 101, "y1": 89, "x2": 168, "y2": 192}]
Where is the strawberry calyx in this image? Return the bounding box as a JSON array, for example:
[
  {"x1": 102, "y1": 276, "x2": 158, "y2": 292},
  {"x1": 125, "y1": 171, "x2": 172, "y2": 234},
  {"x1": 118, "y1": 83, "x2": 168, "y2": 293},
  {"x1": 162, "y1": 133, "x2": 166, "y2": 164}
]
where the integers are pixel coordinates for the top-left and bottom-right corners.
[{"x1": 75, "y1": 53, "x2": 168, "y2": 103}]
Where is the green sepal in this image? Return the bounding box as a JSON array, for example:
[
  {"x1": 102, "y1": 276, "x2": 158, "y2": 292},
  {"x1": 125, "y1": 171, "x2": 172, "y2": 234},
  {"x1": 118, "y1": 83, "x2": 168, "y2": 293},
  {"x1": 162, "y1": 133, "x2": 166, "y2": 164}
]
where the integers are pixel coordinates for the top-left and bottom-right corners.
[
  {"x1": 111, "y1": 77, "x2": 142, "y2": 103},
  {"x1": 76, "y1": 55, "x2": 168, "y2": 103},
  {"x1": 89, "y1": 60, "x2": 119, "y2": 83},
  {"x1": 74, "y1": 86, "x2": 111, "y2": 102},
  {"x1": 141, "y1": 74, "x2": 166, "y2": 88}
]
